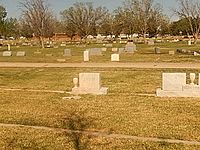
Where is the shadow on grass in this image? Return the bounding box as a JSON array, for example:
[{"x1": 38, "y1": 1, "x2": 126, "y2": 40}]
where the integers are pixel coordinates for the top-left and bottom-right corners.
[
  {"x1": 3, "y1": 137, "x2": 47, "y2": 150},
  {"x1": 61, "y1": 111, "x2": 95, "y2": 150}
]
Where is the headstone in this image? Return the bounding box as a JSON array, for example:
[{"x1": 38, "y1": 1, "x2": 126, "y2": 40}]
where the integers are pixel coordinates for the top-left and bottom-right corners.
[
  {"x1": 198, "y1": 73, "x2": 200, "y2": 85},
  {"x1": 46, "y1": 44, "x2": 51, "y2": 48},
  {"x1": 148, "y1": 40, "x2": 155, "y2": 46},
  {"x1": 45, "y1": 54, "x2": 53, "y2": 57},
  {"x1": 16, "y1": 51, "x2": 26, "y2": 56},
  {"x1": 125, "y1": 43, "x2": 136, "y2": 53},
  {"x1": 155, "y1": 47, "x2": 161, "y2": 54},
  {"x1": 64, "y1": 49, "x2": 71, "y2": 56},
  {"x1": 111, "y1": 54, "x2": 119, "y2": 62},
  {"x1": 71, "y1": 73, "x2": 108, "y2": 95},
  {"x1": 84, "y1": 51, "x2": 89, "y2": 62},
  {"x1": 57, "y1": 59, "x2": 66, "y2": 62},
  {"x1": 182, "y1": 49, "x2": 187, "y2": 53},
  {"x1": 101, "y1": 48, "x2": 107, "y2": 52},
  {"x1": 118, "y1": 48, "x2": 125, "y2": 54},
  {"x1": 112, "y1": 48, "x2": 118, "y2": 52},
  {"x1": 3, "y1": 51, "x2": 12, "y2": 56},
  {"x1": 105, "y1": 44, "x2": 113, "y2": 47},
  {"x1": 188, "y1": 40, "x2": 191, "y2": 46},
  {"x1": 60, "y1": 43, "x2": 66, "y2": 47},
  {"x1": 169, "y1": 51, "x2": 175, "y2": 55},
  {"x1": 194, "y1": 52, "x2": 200, "y2": 56},
  {"x1": 157, "y1": 72, "x2": 200, "y2": 97},
  {"x1": 162, "y1": 73, "x2": 186, "y2": 91},
  {"x1": 7, "y1": 44, "x2": 11, "y2": 51},
  {"x1": 89, "y1": 48, "x2": 102, "y2": 56},
  {"x1": 22, "y1": 43, "x2": 28, "y2": 46}
]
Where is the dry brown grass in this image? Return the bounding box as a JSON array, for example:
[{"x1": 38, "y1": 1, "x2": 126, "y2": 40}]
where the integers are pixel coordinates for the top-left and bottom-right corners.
[{"x1": 0, "y1": 68, "x2": 200, "y2": 149}]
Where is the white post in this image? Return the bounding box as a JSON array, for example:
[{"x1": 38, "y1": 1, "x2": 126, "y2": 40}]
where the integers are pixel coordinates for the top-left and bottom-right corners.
[
  {"x1": 84, "y1": 51, "x2": 89, "y2": 62},
  {"x1": 188, "y1": 40, "x2": 191, "y2": 46},
  {"x1": 7, "y1": 44, "x2": 11, "y2": 51}
]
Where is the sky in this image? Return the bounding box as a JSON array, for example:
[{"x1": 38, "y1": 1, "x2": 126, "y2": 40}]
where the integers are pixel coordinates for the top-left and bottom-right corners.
[{"x1": 0, "y1": 0, "x2": 179, "y2": 21}]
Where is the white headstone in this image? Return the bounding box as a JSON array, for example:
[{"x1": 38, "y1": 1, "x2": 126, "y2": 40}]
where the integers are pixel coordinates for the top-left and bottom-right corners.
[
  {"x1": 72, "y1": 73, "x2": 108, "y2": 95},
  {"x1": 79, "y1": 73, "x2": 101, "y2": 90},
  {"x1": 84, "y1": 51, "x2": 89, "y2": 62},
  {"x1": 3, "y1": 51, "x2": 12, "y2": 56},
  {"x1": 101, "y1": 48, "x2": 107, "y2": 52},
  {"x1": 16, "y1": 51, "x2": 26, "y2": 56},
  {"x1": 7, "y1": 44, "x2": 11, "y2": 51},
  {"x1": 112, "y1": 48, "x2": 118, "y2": 52},
  {"x1": 188, "y1": 40, "x2": 191, "y2": 46},
  {"x1": 157, "y1": 72, "x2": 200, "y2": 97},
  {"x1": 105, "y1": 44, "x2": 113, "y2": 47},
  {"x1": 60, "y1": 43, "x2": 66, "y2": 47},
  {"x1": 169, "y1": 51, "x2": 175, "y2": 55},
  {"x1": 162, "y1": 73, "x2": 186, "y2": 91},
  {"x1": 57, "y1": 59, "x2": 66, "y2": 62},
  {"x1": 111, "y1": 54, "x2": 119, "y2": 62},
  {"x1": 45, "y1": 54, "x2": 53, "y2": 57},
  {"x1": 194, "y1": 52, "x2": 200, "y2": 56}
]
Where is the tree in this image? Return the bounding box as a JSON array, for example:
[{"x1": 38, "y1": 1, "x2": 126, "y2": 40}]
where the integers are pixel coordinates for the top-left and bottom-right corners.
[
  {"x1": 0, "y1": 5, "x2": 7, "y2": 20},
  {"x1": 113, "y1": 0, "x2": 167, "y2": 41},
  {"x1": 3, "y1": 18, "x2": 19, "y2": 38},
  {"x1": 0, "y1": 5, "x2": 19, "y2": 38},
  {"x1": 175, "y1": 0, "x2": 200, "y2": 44},
  {"x1": 124, "y1": 0, "x2": 165, "y2": 42},
  {"x1": 170, "y1": 18, "x2": 191, "y2": 36},
  {"x1": 113, "y1": 7, "x2": 136, "y2": 36},
  {"x1": 61, "y1": 2, "x2": 109, "y2": 39},
  {"x1": 20, "y1": 0, "x2": 55, "y2": 48},
  {"x1": 0, "y1": 5, "x2": 7, "y2": 37}
]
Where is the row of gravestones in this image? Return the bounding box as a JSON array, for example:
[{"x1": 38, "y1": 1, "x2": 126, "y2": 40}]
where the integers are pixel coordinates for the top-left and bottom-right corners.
[
  {"x1": 83, "y1": 50, "x2": 123, "y2": 62},
  {"x1": 71, "y1": 72, "x2": 200, "y2": 97},
  {"x1": 1, "y1": 51, "x2": 26, "y2": 57}
]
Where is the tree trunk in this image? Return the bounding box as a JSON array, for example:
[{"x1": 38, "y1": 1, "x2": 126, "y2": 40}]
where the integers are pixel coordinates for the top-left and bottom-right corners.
[
  {"x1": 194, "y1": 33, "x2": 198, "y2": 44},
  {"x1": 40, "y1": 36, "x2": 45, "y2": 49},
  {"x1": 143, "y1": 32, "x2": 147, "y2": 44}
]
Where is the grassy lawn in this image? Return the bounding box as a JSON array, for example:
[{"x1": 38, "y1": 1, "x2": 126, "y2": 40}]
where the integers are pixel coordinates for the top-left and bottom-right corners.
[
  {"x1": 1, "y1": 42, "x2": 200, "y2": 63},
  {"x1": 0, "y1": 68, "x2": 200, "y2": 149}
]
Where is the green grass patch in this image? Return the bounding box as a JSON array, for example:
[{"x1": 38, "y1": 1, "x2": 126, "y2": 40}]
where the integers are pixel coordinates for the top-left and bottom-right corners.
[{"x1": 1, "y1": 42, "x2": 200, "y2": 63}]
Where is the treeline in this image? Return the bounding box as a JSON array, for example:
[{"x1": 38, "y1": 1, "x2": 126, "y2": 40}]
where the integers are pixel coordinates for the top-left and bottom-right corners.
[{"x1": 0, "y1": 0, "x2": 200, "y2": 43}]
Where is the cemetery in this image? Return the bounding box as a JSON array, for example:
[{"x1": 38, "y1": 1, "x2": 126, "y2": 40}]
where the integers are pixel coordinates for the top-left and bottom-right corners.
[
  {"x1": 1, "y1": 0, "x2": 200, "y2": 149},
  {"x1": 1, "y1": 39, "x2": 200, "y2": 149},
  {"x1": 1, "y1": 39, "x2": 200, "y2": 150},
  {"x1": 1, "y1": 67, "x2": 200, "y2": 149},
  {"x1": 1, "y1": 41, "x2": 200, "y2": 63}
]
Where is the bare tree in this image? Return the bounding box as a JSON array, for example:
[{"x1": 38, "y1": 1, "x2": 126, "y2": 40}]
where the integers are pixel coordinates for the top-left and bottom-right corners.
[
  {"x1": 20, "y1": 0, "x2": 54, "y2": 48},
  {"x1": 61, "y1": 2, "x2": 108, "y2": 39},
  {"x1": 175, "y1": 0, "x2": 200, "y2": 44},
  {"x1": 126, "y1": 0, "x2": 162, "y2": 42},
  {"x1": 114, "y1": 0, "x2": 166, "y2": 42}
]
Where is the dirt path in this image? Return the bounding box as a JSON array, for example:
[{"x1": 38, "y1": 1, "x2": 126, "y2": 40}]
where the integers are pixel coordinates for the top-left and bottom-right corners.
[
  {"x1": 1, "y1": 62, "x2": 200, "y2": 69},
  {"x1": 0, "y1": 123, "x2": 200, "y2": 146}
]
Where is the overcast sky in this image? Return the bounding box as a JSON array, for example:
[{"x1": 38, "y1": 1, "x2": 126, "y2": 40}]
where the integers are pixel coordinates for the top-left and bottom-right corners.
[{"x1": 0, "y1": 0, "x2": 179, "y2": 21}]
